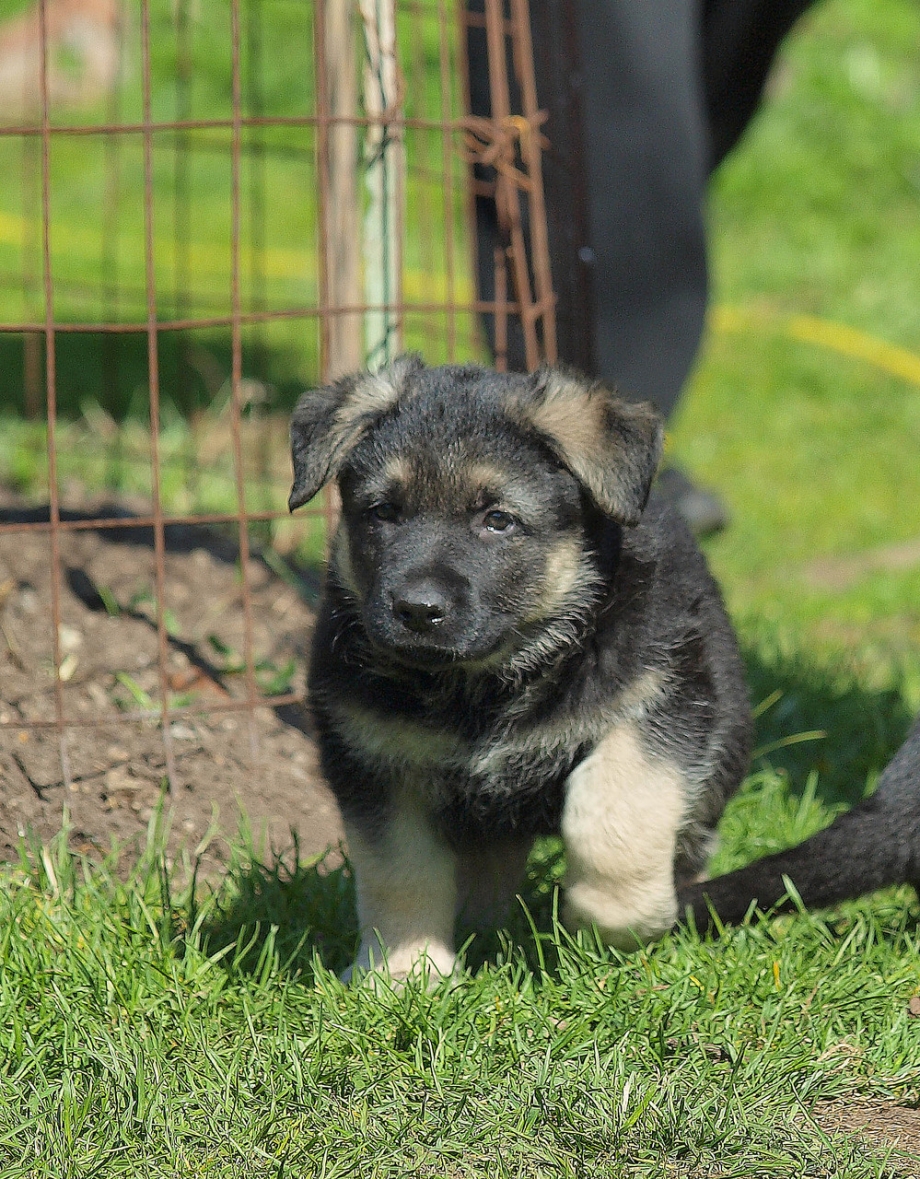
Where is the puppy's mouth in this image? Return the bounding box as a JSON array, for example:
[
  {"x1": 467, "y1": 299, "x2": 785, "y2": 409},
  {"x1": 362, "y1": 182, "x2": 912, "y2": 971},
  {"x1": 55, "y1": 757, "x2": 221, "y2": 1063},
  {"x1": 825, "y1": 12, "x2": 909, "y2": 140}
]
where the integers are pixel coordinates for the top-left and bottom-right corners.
[
  {"x1": 362, "y1": 613, "x2": 509, "y2": 671},
  {"x1": 375, "y1": 642, "x2": 462, "y2": 670}
]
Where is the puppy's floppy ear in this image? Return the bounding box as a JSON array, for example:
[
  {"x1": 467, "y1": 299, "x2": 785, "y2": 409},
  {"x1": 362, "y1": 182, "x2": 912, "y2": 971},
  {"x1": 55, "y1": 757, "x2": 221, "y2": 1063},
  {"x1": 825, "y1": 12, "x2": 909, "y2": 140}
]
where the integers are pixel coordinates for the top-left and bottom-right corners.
[
  {"x1": 288, "y1": 355, "x2": 424, "y2": 511},
  {"x1": 511, "y1": 367, "x2": 664, "y2": 525}
]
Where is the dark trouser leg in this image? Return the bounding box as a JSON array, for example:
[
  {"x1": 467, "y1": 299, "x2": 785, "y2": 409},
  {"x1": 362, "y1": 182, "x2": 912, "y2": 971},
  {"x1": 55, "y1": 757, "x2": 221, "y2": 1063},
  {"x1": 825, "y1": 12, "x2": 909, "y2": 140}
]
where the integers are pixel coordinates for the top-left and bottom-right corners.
[
  {"x1": 576, "y1": 0, "x2": 708, "y2": 417},
  {"x1": 466, "y1": 0, "x2": 708, "y2": 415},
  {"x1": 467, "y1": 0, "x2": 816, "y2": 418},
  {"x1": 702, "y1": 0, "x2": 818, "y2": 171}
]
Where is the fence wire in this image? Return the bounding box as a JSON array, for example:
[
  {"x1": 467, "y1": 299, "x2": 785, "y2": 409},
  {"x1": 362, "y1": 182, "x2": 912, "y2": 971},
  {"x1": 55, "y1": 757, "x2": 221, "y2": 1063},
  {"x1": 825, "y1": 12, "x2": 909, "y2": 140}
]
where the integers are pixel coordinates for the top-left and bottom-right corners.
[{"x1": 0, "y1": 0, "x2": 558, "y2": 798}]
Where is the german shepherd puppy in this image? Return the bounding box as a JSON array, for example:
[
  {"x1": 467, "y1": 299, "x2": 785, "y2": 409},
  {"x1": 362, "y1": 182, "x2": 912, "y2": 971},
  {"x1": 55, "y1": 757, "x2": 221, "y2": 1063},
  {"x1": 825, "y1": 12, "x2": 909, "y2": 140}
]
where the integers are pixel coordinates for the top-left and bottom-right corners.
[
  {"x1": 679, "y1": 715, "x2": 920, "y2": 929},
  {"x1": 289, "y1": 357, "x2": 752, "y2": 980}
]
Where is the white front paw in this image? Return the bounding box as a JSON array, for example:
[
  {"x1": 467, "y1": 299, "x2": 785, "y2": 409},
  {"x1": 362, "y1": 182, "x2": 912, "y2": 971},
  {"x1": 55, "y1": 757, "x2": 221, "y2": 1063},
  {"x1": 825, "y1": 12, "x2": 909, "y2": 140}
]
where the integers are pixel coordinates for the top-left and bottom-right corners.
[
  {"x1": 564, "y1": 880, "x2": 677, "y2": 950},
  {"x1": 340, "y1": 935, "x2": 457, "y2": 985}
]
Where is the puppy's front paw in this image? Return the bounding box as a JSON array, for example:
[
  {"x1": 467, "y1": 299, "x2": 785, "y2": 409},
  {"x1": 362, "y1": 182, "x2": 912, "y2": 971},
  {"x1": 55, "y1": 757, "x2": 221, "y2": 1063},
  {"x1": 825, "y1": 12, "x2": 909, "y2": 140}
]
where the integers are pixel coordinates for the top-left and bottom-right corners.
[
  {"x1": 563, "y1": 880, "x2": 677, "y2": 950},
  {"x1": 340, "y1": 936, "x2": 457, "y2": 986}
]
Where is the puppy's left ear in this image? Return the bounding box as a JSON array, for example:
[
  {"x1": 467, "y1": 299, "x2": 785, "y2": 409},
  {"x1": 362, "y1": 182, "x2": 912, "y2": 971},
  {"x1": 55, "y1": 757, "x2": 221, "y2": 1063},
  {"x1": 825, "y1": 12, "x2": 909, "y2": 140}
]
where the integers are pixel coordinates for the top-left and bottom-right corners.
[{"x1": 512, "y1": 368, "x2": 664, "y2": 525}]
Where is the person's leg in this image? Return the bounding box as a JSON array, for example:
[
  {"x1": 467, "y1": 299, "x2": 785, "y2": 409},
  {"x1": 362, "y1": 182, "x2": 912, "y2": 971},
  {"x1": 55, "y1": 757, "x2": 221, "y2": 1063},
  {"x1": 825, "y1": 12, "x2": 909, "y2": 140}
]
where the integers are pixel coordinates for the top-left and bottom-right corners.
[
  {"x1": 702, "y1": 0, "x2": 818, "y2": 172},
  {"x1": 575, "y1": 0, "x2": 708, "y2": 419},
  {"x1": 465, "y1": 0, "x2": 815, "y2": 531},
  {"x1": 465, "y1": 0, "x2": 706, "y2": 412},
  {"x1": 575, "y1": 0, "x2": 817, "y2": 534}
]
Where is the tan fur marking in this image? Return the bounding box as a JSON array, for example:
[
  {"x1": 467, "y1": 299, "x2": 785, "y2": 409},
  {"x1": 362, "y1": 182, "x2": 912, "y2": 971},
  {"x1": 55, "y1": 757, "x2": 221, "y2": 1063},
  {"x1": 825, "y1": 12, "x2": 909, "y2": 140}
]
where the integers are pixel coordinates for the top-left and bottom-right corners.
[
  {"x1": 522, "y1": 538, "x2": 584, "y2": 624},
  {"x1": 330, "y1": 700, "x2": 467, "y2": 771},
  {"x1": 607, "y1": 669, "x2": 667, "y2": 722},
  {"x1": 334, "y1": 371, "x2": 401, "y2": 429},
  {"x1": 333, "y1": 355, "x2": 419, "y2": 436},
  {"x1": 561, "y1": 718, "x2": 685, "y2": 947},
  {"x1": 450, "y1": 461, "x2": 548, "y2": 522},
  {"x1": 381, "y1": 453, "x2": 413, "y2": 490},
  {"x1": 463, "y1": 460, "x2": 513, "y2": 491},
  {"x1": 510, "y1": 370, "x2": 663, "y2": 524},
  {"x1": 525, "y1": 374, "x2": 607, "y2": 472},
  {"x1": 343, "y1": 804, "x2": 457, "y2": 982},
  {"x1": 330, "y1": 527, "x2": 360, "y2": 597}
]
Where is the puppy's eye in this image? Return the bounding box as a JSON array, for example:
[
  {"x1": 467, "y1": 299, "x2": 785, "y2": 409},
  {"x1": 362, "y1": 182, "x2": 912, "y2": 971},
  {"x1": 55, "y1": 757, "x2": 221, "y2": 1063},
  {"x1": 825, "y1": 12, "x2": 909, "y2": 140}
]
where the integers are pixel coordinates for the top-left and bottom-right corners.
[
  {"x1": 369, "y1": 502, "x2": 400, "y2": 523},
  {"x1": 483, "y1": 509, "x2": 516, "y2": 534}
]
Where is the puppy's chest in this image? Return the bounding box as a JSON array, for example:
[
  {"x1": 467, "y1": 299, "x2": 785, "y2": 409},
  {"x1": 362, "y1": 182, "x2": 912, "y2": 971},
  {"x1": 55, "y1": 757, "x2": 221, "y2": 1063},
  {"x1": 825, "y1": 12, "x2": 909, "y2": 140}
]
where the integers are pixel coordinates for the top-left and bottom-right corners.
[{"x1": 327, "y1": 689, "x2": 588, "y2": 802}]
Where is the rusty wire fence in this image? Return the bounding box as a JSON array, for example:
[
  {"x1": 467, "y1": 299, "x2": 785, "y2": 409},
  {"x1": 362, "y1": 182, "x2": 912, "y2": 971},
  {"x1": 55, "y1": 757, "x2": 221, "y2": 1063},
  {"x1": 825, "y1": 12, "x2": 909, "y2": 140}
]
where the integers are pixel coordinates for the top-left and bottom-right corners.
[{"x1": 0, "y1": 0, "x2": 558, "y2": 804}]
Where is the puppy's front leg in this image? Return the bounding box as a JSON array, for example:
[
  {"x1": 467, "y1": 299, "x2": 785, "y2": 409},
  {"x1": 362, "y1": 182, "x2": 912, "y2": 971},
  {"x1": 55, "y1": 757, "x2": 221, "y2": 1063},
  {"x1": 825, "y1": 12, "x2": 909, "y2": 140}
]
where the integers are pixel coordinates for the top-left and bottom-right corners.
[
  {"x1": 343, "y1": 799, "x2": 458, "y2": 982},
  {"x1": 561, "y1": 721, "x2": 685, "y2": 949}
]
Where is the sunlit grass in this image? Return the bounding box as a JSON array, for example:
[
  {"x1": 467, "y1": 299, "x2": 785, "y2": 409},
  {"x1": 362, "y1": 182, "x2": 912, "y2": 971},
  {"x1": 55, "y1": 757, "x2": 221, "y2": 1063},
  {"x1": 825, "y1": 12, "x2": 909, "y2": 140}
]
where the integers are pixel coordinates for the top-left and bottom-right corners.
[{"x1": 1, "y1": 820, "x2": 918, "y2": 1178}]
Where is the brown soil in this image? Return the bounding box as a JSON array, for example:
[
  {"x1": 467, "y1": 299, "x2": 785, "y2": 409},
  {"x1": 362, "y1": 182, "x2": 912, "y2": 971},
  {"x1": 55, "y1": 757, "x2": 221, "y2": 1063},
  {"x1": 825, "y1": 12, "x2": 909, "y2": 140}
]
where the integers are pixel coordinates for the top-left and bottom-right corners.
[
  {"x1": 811, "y1": 1099, "x2": 920, "y2": 1174},
  {"x1": 0, "y1": 489, "x2": 343, "y2": 877}
]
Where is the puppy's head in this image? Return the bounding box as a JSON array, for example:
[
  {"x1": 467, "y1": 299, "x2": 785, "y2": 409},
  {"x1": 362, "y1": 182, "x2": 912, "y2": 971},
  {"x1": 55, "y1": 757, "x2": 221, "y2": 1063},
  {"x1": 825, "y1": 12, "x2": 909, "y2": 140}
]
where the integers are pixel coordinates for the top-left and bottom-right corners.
[{"x1": 290, "y1": 359, "x2": 662, "y2": 668}]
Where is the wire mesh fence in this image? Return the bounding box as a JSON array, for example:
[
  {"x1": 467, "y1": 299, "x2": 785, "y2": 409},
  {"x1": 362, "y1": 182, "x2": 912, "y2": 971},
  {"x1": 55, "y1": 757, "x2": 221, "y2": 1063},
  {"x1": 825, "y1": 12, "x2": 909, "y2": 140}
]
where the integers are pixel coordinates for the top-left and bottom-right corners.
[{"x1": 0, "y1": 0, "x2": 558, "y2": 810}]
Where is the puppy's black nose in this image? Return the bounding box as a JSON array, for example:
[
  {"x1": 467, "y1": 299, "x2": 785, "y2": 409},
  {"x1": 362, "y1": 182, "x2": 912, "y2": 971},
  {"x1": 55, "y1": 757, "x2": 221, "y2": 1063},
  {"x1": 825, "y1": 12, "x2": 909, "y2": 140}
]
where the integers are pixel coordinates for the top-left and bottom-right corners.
[{"x1": 393, "y1": 586, "x2": 448, "y2": 633}]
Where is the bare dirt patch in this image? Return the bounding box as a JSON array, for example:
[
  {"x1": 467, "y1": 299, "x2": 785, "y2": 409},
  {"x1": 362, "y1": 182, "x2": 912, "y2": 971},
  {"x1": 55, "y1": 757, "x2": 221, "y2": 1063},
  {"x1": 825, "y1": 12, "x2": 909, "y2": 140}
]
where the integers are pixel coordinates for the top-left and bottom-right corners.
[
  {"x1": 811, "y1": 1098, "x2": 920, "y2": 1173},
  {"x1": 0, "y1": 489, "x2": 343, "y2": 876}
]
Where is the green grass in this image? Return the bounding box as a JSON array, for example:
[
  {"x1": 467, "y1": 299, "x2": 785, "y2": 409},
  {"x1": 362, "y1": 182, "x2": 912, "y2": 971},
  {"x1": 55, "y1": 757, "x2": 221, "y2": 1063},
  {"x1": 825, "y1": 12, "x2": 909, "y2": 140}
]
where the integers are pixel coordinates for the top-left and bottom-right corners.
[
  {"x1": 3, "y1": 0, "x2": 920, "y2": 1172},
  {"x1": 2, "y1": 824, "x2": 919, "y2": 1178}
]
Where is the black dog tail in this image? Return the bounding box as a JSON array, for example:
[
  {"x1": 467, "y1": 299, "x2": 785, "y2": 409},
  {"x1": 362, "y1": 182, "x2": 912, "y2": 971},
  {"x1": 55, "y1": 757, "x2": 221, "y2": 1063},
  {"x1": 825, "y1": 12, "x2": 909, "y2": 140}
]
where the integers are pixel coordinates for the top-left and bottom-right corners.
[{"x1": 678, "y1": 718, "x2": 920, "y2": 931}]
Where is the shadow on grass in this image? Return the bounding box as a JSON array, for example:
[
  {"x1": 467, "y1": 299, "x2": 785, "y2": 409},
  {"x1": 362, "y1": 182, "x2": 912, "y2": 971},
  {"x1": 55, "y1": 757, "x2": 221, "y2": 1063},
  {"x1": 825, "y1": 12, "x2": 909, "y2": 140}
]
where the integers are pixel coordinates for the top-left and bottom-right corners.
[
  {"x1": 743, "y1": 644, "x2": 914, "y2": 810},
  {"x1": 196, "y1": 838, "x2": 578, "y2": 984},
  {"x1": 198, "y1": 841, "x2": 359, "y2": 982},
  {"x1": 194, "y1": 835, "x2": 560, "y2": 984}
]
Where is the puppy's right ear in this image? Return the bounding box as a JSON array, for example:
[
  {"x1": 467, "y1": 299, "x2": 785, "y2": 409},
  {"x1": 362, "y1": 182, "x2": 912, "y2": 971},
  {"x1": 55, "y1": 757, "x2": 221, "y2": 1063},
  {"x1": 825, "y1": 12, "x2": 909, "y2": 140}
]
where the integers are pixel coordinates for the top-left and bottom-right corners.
[{"x1": 288, "y1": 356, "x2": 423, "y2": 511}]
